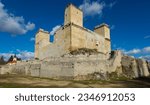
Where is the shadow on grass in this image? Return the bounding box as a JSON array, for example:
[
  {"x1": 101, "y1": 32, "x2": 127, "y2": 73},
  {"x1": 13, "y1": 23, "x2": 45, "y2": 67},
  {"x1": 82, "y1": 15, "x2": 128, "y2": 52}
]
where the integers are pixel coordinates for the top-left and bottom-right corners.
[
  {"x1": 111, "y1": 77, "x2": 150, "y2": 88},
  {"x1": 0, "y1": 74, "x2": 150, "y2": 88}
]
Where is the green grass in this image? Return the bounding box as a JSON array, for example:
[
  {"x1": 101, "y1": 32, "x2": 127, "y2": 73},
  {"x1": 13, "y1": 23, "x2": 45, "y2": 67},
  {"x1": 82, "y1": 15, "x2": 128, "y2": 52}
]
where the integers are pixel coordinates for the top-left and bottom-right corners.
[{"x1": 0, "y1": 74, "x2": 150, "y2": 88}]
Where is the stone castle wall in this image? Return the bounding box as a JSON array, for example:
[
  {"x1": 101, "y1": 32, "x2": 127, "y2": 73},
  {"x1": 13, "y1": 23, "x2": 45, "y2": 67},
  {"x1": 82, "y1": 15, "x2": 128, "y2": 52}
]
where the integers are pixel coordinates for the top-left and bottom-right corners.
[
  {"x1": 35, "y1": 29, "x2": 50, "y2": 58},
  {"x1": 1, "y1": 51, "x2": 149, "y2": 80},
  {"x1": 35, "y1": 4, "x2": 111, "y2": 60},
  {"x1": 36, "y1": 23, "x2": 107, "y2": 60},
  {"x1": 65, "y1": 4, "x2": 83, "y2": 27},
  {"x1": 70, "y1": 24, "x2": 105, "y2": 53},
  {"x1": 38, "y1": 25, "x2": 71, "y2": 59}
]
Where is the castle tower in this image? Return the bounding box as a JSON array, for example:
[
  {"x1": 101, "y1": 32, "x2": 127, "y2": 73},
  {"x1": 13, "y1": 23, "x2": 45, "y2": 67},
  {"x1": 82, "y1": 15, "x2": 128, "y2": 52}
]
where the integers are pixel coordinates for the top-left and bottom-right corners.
[
  {"x1": 94, "y1": 23, "x2": 111, "y2": 53},
  {"x1": 35, "y1": 29, "x2": 50, "y2": 58},
  {"x1": 64, "y1": 4, "x2": 83, "y2": 27}
]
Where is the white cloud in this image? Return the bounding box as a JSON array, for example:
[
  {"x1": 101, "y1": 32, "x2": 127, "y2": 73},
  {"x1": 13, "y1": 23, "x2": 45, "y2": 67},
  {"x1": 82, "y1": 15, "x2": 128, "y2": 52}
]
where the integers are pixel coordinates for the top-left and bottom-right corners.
[
  {"x1": 118, "y1": 47, "x2": 150, "y2": 61},
  {"x1": 108, "y1": 1, "x2": 116, "y2": 8},
  {"x1": 16, "y1": 50, "x2": 34, "y2": 60},
  {"x1": 26, "y1": 22, "x2": 35, "y2": 31},
  {"x1": 30, "y1": 37, "x2": 35, "y2": 41},
  {"x1": 0, "y1": 50, "x2": 34, "y2": 61},
  {"x1": 0, "y1": 1, "x2": 35, "y2": 35},
  {"x1": 124, "y1": 49, "x2": 141, "y2": 55},
  {"x1": 143, "y1": 47, "x2": 150, "y2": 53},
  {"x1": 144, "y1": 35, "x2": 150, "y2": 39},
  {"x1": 79, "y1": 0, "x2": 105, "y2": 17},
  {"x1": 0, "y1": 52, "x2": 13, "y2": 61},
  {"x1": 116, "y1": 48, "x2": 126, "y2": 53},
  {"x1": 50, "y1": 25, "x2": 61, "y2": 35},
  {"x1": 122, "y1": 46, "x2": 150, "y2": 55},
  {"x1": 140, "y1": 55, "x2": 150, "y2": 62}
]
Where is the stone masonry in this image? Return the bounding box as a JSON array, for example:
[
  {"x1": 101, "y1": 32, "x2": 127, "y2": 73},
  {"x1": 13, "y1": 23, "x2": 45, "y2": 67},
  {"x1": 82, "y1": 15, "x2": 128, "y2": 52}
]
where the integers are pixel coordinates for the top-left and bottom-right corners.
[
  {"x1": 0, "y1": 51, "x2": 149, "y2": 80},
  {"x1": 0, "y1": 4, "x2": 149, "y2": 80},
  {"x1": 35, "y1": 4, "x2": 111, "y2": 60}
]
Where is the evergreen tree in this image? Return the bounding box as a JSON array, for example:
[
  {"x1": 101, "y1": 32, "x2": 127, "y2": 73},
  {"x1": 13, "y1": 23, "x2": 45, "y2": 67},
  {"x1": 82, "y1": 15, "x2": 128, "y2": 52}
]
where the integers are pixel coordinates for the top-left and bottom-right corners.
[
  {"x1": 7, "y1": 55, "x2": 14, "y2": 63},
  {"x1": 17, "y1": 58, "x2": 21, "y2": 61},
  {"x1": 0, "y1": 56, "x2": 6, "y2": 65}
]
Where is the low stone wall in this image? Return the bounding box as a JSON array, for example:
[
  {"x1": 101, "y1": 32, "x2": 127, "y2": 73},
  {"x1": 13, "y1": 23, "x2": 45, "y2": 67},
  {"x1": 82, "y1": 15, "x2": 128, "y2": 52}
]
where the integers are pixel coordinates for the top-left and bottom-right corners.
[
  {"x1": 0, "y1": 55, "x2": 110, "y2": 79},
  {"x1": 0, "y1": 51, "x2": 150, "y2": 80},
  {"x1": 0, "y1": 65, "x2": 13, "y2": 74}
]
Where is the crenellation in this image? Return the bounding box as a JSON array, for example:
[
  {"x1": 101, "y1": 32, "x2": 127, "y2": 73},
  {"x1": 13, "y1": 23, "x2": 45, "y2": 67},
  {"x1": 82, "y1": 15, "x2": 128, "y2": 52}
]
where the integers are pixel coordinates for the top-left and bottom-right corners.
[
  {"x1": 37, "y1": 28, "x2": 49, "y2": 34},
  {"x1": 35, "y1": 4, "x2": 111, "y2": 60},
  {"x1": 1, "y1": 4, "x2": 150, "y2": 81},
  {"x1": 94, "y1": 23, "x2": 110, "y2": 30}
]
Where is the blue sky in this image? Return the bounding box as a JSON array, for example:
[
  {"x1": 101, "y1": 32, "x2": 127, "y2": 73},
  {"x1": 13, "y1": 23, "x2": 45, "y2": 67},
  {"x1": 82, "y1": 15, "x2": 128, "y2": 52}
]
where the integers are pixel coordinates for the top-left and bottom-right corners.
[{"x1": 0, "y1": 0, "x2": 150, "y2": 60}]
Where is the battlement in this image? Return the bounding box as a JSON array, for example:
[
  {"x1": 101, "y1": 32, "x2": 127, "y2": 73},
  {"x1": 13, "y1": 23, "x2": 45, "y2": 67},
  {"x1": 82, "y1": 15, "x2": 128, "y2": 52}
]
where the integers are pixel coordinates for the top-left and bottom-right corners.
[
  {"x1": 35, "y1": 3, "x2": 111, "y2": 59},
  {"x1": 37, "y1": 28, "x2": 49, "y2": 34},
  {"x1": 66, "y1": 3, "x2": 82, "y2": 12},
  {"x1": 64, "y1": 3, "x2": 83, "y2": 27},
  {"x1": 94, "y1": 23, "x2": 109, "y2": 30}
]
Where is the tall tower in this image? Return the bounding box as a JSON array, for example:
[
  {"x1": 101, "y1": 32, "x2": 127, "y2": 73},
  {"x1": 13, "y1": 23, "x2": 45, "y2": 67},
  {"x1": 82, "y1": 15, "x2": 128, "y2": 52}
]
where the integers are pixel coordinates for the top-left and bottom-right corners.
[
  {"x1": 94, "y1": 23, "x2": 111, "y2": 53},
  {"x1": 64, "y1": 4, "x2": 83, "y2": 27},
  {"x1": 35, "y1": 29, "x2": 50, "y2": 58}
]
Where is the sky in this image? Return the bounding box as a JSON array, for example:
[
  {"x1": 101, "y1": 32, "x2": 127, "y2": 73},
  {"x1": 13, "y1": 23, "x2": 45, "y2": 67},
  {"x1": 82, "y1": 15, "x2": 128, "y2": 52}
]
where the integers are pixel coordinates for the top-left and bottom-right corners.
[{"x1": 0, "y1": 0, "x2": 150, "y2": 61}]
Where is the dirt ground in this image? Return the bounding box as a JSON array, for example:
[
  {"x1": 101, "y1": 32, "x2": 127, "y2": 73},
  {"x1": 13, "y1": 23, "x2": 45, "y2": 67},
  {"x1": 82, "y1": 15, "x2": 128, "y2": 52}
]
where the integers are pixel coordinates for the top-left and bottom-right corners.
[{"x1": 0, "y1": 74, "x2": 150, "y2": 88}]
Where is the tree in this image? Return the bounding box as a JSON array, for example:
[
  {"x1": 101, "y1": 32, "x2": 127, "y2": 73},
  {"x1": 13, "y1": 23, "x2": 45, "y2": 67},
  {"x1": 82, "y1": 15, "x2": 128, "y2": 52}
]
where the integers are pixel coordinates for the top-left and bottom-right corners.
[
  {"x1": 7, "y1": 55, "x2": 14, "y2": 63},
  {"x1": 0, "y1": 56, "x2": 6, "y2": 65},
  {"x1": 17, "y1": 58, "x2": 21, "y2": 61}
]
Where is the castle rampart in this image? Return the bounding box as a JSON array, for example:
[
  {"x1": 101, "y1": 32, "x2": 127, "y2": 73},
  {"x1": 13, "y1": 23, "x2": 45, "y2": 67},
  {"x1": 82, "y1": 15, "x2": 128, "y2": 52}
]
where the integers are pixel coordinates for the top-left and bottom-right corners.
[{"x1": 35, "y1": 4, "x2": 111, "y2": 60}]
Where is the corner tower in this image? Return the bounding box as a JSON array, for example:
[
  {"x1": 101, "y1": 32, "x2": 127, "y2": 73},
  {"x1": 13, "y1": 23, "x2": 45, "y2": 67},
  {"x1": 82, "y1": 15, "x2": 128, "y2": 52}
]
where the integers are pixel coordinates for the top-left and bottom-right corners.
[
  {"x1": 94, "y1": 23, "x2": 111, "y2": 53},
  {"x1": 64, "y1": 4, "x2": 83, "y2": 27},
  {"x1": 35, "y1": 29, "x2": 50, "y2": 59}
]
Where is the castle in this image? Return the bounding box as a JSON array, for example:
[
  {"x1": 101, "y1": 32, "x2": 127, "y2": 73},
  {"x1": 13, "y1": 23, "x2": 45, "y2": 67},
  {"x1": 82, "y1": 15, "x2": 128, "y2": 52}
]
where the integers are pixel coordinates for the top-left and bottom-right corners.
[
  {"x1": 35, "y1": 4, "x2": 111, "y2": 60},
  {"x1": 0, "y1": 4, "x2": 150, "y2": 81}
]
